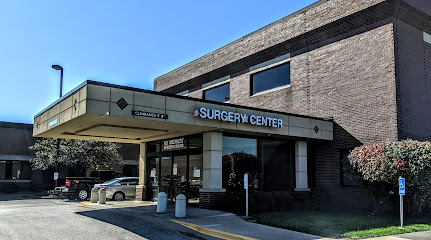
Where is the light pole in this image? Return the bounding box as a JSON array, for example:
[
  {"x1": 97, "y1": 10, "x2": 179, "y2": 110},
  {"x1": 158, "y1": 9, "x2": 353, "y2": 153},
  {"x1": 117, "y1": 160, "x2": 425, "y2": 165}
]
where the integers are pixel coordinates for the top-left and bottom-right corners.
[
  {"x1": 52, "y1": 65, "x2": 63, "y2": 97},
  {"x1": 52, "y1": 65, "x2": 63, "y2": 188}
]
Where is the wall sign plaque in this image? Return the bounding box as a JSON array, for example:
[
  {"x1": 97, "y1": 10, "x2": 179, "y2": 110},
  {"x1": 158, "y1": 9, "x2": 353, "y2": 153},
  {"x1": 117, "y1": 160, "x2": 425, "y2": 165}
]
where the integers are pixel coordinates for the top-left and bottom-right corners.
[
  {"x1": 132, "y1": 110, "x2": 168, "y2": 119},
  {"x1": 194, "y1": 107, "x2": 283, "y2": 128}
]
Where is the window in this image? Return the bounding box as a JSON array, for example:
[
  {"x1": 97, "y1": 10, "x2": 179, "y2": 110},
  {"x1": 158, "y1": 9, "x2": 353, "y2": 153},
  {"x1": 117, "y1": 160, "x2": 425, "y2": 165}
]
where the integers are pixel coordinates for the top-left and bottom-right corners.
[
  {"x1": 222, "y1": 136, "x2": 258, "y2": 191},
  {"x1": 251, "y1": 62, "x2": 290, "y2": 95},
  {"x1": 203, "y1": 83, "x2": 230, "y2": 102},
  {"x1": 0, "y1": 161, "x2": 31, "y2": 180}
]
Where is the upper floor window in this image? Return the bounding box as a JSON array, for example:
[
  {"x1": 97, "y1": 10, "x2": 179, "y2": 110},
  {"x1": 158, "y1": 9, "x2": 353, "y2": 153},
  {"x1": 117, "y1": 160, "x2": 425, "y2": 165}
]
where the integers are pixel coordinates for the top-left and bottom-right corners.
[
  {"x1": 203, "y1": 83, "x2": 230, "y2": 102},
  {"x1": 251, "y1": 62, "x2": 290, "y2": 95}
]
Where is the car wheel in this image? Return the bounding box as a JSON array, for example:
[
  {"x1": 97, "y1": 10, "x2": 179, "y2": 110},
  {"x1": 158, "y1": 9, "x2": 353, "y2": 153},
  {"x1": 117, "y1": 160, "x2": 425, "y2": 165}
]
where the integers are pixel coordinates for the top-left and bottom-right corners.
[
  {"x1": 113, "y1": 192, "x2": 125, "y2": 201},
  {"x1": 76, "y1": 188, "x2": 89, "y2": 201}
]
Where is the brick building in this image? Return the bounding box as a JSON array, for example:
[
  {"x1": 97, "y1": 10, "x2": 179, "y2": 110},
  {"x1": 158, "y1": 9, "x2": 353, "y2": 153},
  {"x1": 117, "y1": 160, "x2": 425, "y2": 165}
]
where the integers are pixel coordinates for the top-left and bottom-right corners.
[
  {"x1": 0, "y1": 121, "x2": 139, "y2": 193},
  {"x1": 33, "y1": 0, "x2": 430, "y2": 209}
]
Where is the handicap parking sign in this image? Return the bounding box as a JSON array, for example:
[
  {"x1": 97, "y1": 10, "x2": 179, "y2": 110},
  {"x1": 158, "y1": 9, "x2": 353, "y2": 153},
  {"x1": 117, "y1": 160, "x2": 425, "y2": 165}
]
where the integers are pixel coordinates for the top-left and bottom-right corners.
[{"x1": 399, "y1": 177, "x2": 405, "y2": 195}]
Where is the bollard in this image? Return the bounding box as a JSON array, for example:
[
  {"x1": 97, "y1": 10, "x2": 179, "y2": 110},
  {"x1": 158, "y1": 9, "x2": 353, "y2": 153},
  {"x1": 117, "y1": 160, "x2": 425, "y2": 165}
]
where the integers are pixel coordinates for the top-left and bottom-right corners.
[
  {"x1": 90, "y1": 188, "x2": 99, "y2": 203},
  {"x1": 98, "y1": 188, "x2": 106, "y2": 204},
  {"x1": 157, "y1": 192, "x2": 167, "y2": 213},
  {"x1": 175, "y1": 194, "x2": 186, "y2": 218}
]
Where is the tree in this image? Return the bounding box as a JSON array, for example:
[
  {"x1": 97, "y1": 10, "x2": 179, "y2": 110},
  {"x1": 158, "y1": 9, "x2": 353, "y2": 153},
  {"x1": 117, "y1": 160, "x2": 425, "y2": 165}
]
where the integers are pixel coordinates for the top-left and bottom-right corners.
[
  {"x1": 29, "y1": 138, "x2": 123, "y2": 174},
  {"x1": 347, "y1": 139, "x2": 431, "y2": 216}
]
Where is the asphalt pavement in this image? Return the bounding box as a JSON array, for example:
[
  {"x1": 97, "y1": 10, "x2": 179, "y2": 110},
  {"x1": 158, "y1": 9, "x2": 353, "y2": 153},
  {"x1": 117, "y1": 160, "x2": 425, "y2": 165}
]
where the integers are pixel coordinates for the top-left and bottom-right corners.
[
  {"x1": 0, "y1": 193, "x2": 218, "y2": 240},
  {"x1": 1, "y1": 193, "x2": 429, "y2": 240}
]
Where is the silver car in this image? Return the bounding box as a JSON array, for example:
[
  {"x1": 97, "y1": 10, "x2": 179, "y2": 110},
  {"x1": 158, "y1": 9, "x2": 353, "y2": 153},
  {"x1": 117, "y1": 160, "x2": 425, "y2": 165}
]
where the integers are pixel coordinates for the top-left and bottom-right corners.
[{"x1": 94, "y1": 177, "x2": 139, "y2": 201}]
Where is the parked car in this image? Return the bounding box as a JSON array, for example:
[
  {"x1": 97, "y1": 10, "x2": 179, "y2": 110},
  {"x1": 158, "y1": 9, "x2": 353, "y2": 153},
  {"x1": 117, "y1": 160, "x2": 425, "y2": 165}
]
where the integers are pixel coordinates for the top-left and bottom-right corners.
[
  {"x1": 94, "y1": 177, "x2": 139, "y2": 201},
  {"x1": 64, "y1": 170, "x2": 124, "y2": 201}
]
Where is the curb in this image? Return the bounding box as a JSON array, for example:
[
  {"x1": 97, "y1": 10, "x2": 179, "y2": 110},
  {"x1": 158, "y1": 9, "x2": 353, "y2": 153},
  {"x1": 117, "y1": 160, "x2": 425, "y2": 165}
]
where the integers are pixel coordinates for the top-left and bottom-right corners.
[{"x1": 172, "y1": 219, "x2": 258, "y2": 240}]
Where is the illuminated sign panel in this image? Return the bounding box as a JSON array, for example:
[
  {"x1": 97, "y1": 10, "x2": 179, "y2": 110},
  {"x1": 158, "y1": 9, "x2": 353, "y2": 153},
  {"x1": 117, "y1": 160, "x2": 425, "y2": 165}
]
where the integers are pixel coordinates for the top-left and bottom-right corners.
[{"x1": 194, "y1": 107, "x2": 283, "y2": 128}]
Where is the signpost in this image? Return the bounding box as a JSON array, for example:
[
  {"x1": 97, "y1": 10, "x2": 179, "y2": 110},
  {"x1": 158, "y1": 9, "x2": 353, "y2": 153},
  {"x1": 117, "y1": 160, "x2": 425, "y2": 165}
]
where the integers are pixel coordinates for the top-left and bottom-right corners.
[
  {"x1": 244, "y1": 173, "x2": 248, "y2": 218},
  {"x1": 399, "y1": 177, "x2": 405, "y2": 227},
  {"x1": 54, "y1": 172, "x2": 58, "y2": 180}
]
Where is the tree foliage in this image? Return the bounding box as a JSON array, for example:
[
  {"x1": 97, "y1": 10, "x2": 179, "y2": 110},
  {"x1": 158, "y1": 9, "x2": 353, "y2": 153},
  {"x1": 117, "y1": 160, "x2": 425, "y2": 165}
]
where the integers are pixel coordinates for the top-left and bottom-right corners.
[
  {"x1": 347, "y1": 139, "x2": 431, "y2": 216},
  {"x1": 29, "y1": 138, "x2": 123, "y2": 171}
]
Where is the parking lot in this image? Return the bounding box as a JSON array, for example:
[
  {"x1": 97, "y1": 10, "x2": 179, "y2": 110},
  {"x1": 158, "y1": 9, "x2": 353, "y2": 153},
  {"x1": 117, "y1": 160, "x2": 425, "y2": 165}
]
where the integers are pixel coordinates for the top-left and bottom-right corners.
[{"x1": 0, "y1": 194, "x2": 217, "y2": 240}]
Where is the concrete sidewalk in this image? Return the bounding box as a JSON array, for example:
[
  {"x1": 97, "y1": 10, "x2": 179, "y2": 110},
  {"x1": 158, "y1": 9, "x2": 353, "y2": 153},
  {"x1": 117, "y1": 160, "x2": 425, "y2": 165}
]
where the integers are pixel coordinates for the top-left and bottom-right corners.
[
  {"x1": 79, "y1": 200, "x2": 430, "y2": 240},
  {"x1": 80, "y1": 200, "x2": 324, "y2": 240}
]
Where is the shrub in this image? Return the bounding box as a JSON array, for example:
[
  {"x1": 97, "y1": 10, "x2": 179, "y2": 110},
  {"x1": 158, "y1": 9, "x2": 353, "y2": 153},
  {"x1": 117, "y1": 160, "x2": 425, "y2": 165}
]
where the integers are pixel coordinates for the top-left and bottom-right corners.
[
  {"x1": 348, "y1": 139, "x2": 431, "y2": 216},
  {"x1": 222, "y1": 189, "x2": 332, "y2": 214}
]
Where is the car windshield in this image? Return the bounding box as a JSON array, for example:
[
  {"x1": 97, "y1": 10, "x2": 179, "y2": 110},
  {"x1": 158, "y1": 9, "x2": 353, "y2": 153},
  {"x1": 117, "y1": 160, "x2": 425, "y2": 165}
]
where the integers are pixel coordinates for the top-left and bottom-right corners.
[{"x1": 102, "y1": 179, "x2": 119, "y2": 185}]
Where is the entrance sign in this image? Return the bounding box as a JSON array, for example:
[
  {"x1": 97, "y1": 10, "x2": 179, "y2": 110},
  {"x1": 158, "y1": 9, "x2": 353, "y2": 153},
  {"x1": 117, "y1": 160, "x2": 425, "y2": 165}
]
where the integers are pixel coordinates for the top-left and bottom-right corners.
[
  {"x1": 132, "y1": 110, "x2": 168, "y2": 119},
  {"x1": 194, "y1": 107, "x2": 283, "y2": 128},
  {"x1": 399, "y1": 177, "x2": 405, "y2": 227},
  {"x1": 163, "y1": 138, "x2": 185, "y2": 151}
]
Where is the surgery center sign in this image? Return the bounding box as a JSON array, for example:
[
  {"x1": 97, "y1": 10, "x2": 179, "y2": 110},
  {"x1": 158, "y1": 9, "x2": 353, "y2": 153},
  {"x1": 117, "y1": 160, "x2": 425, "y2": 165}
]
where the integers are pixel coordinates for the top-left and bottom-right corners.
[{"x1": 194, "y1": 107, "x2": 283, "y2": 128}]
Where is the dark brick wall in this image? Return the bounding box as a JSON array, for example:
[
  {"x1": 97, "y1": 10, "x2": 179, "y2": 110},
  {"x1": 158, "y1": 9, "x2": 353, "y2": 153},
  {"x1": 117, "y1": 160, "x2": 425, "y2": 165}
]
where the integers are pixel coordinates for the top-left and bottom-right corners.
[
  {"x1": 394, "y1": 19, "x2": 431, "y2": 141},
  {"x1": 118, "y1": 143, "x2": 139, "y2": 160},
  {"x1": 199, "y1": 192, "x2": 226, "y2": 209},
  {"x1": 403, "y1": 0, "x2": 431, "y2": 16},
  {"x1": 0, "y1": 122, "x2": 36, "y2": 156}
]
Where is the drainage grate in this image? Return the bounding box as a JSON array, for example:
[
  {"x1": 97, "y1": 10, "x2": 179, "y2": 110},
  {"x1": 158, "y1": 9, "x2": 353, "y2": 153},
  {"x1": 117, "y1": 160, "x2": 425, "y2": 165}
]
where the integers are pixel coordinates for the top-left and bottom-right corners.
[{"x1": 116, "y1": 98, "x2": 128, "y2": 110}]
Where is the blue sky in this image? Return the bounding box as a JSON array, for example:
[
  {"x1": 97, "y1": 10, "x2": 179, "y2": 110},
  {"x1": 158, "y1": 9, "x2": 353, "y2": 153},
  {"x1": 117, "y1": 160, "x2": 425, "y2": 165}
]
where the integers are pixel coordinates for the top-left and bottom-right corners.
[{"x1": 0, "y1": 0, "x2": 317, "y2": 124}]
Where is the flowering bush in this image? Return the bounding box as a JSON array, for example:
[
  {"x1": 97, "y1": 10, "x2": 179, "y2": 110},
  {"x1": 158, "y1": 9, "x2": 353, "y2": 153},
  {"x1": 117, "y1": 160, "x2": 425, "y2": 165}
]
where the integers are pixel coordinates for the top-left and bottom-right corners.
[{"x1": 348, "y1": 139, "x2": 431, "y2": 216}]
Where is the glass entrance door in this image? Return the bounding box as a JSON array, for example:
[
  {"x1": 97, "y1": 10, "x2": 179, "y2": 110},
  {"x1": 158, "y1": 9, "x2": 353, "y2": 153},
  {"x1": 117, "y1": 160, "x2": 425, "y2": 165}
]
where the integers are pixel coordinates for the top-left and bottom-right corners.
[{"x1": 152, "y1": 155, "x2": 188, "y2": 202}]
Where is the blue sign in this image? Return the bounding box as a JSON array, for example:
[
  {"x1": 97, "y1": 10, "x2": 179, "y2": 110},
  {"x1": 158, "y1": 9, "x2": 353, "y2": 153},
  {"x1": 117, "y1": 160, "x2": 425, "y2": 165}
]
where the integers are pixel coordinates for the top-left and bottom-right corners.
[{"x1": 399, "y1": 177, "x2": 405, "y2": 195}]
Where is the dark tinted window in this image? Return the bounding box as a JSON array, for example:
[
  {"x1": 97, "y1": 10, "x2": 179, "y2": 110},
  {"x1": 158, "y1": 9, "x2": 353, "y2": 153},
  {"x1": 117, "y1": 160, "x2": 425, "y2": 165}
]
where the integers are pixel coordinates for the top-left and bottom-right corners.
[
  {"x1": 222, "y1": 136, "x2": 258, "y2": 191},
  {"x1": 0, "y1": 161, "x2": 31, "y2": 180},
  {"x1": 111, "y1": 172, "x2": 124, "y2": 179},
  {"x1": 204, "y1": 83, "x2": 230, "y2": 102},
  {"x1": 251, "y1": 63, "x2": 290, "y2": 95}
]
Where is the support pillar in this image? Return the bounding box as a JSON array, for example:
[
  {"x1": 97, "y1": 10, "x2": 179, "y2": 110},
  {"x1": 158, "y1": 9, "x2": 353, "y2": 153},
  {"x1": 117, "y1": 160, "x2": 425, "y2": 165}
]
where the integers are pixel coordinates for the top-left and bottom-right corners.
[
  {"x1": 200, "y1": 132, "x2": 226, "y2": 209},
  {"x1": 295, "y1": 140, "x2": 310, "y2": 191},
  {"x1": 136, "y1": 143, "x2": 147, "y2": 201}
]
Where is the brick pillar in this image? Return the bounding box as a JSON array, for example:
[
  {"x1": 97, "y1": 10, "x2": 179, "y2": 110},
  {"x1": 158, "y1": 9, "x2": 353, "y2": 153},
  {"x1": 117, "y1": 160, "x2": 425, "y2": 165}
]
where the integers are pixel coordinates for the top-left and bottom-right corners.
[
  {"x1": 136, "y1": 143, "x2": 147, "y2": 201},
  {"x1": 295, "y1": 140, "x2": 310, "y2": 191},
  {"x1": 199, "y1": 132, "x2": 226, "y2": 209}
]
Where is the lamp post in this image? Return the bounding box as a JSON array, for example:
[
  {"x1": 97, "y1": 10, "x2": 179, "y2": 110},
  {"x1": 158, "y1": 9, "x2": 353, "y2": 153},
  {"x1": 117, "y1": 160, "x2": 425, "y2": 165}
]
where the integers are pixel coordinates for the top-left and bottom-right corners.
[
  {"x1": 51, "y1": 65, "x2": 63, "y2": 188},
  {"x1": 52, "y1": 65, "x2": 63, "y2": 97}
]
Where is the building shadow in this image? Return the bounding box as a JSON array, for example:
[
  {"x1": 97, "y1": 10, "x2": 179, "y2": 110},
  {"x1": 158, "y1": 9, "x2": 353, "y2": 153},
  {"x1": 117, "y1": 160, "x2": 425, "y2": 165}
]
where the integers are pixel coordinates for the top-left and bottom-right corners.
[{"x1": 75, "y1": 204, "x2": 209, "y2": 240}]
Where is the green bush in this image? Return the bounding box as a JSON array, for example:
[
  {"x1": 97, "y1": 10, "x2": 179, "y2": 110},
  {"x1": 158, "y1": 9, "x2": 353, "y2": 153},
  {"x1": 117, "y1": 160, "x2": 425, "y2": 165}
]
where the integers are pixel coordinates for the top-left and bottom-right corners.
[
  {"x1": 348, "y1": 139, "x2": 431, "y2": 217},
  {"x1": 222, "y1": 188, "x2": 333, "y2": 214}
]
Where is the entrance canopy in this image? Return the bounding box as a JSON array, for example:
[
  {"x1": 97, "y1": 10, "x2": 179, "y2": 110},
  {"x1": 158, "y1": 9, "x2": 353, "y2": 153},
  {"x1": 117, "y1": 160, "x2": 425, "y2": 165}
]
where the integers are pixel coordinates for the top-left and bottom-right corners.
[{"x1": 33, "y1": 81, "x2": 333, "y2": 143}]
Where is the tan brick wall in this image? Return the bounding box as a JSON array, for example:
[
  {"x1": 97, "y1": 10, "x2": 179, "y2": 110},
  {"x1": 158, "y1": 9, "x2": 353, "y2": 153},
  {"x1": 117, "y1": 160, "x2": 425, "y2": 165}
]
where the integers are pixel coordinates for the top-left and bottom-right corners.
[{"x1": 154, "y1": 0, "x2": 386, "y2": 92}]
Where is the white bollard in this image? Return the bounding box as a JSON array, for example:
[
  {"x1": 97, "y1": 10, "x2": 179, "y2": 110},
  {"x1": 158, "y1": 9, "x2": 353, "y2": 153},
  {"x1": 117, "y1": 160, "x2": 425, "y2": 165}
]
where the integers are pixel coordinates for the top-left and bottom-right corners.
[
  {"x1": 98, "y1": 189, "x2": 106, "y2": 204},
  {"x1": 90, "y1": 188, "x2": 99, "y2": 203},
  {"x1": 175, "y1": 194, "x2": 186, "y2": 218},
  {"x1": 157, "y1": 192, "x2": 167, "y2": 213}
]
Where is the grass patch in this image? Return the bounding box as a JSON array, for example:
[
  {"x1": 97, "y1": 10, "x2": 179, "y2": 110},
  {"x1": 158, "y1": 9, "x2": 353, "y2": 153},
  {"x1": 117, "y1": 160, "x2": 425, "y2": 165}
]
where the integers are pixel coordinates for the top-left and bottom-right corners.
[
  {"x1": 39, "y1": 190, "x2": 56, "y2": 196},
  {"x1": 253, "y1": 212, "x2": 431, "y2": 239},
  {"x1": 342, "y1": 224, "x2": 431, "y2": 239}
]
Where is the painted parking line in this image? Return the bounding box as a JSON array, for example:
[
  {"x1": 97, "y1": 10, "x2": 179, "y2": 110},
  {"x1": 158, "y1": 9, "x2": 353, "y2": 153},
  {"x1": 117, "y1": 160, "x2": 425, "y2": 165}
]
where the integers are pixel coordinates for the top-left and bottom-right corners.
[
  {"x1": 203, "y1": 224, "x2": 223, "y2": 228},
  {"x1": 207, "y1": 213, "x2": 235, "y2": 218},
  {"x1": 172, "y1": 219, "x2": 258, "y2": 240}
]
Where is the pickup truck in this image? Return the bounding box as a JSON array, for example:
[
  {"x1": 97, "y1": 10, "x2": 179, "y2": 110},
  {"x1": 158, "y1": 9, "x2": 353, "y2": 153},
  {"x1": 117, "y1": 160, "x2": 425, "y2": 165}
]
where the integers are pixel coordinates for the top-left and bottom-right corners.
[{"x1": 64, "y1": 170, "x2": 124, "y2": 201}]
